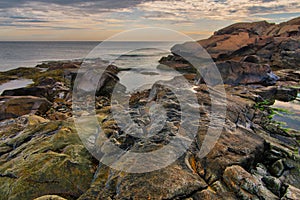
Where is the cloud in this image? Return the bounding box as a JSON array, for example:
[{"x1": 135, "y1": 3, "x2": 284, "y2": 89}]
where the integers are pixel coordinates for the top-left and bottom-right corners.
[
  {"x1": 137, "y1": 0, "x2": 300, "y2": 21},
  {"x1": 0, "y1": 0, "x2": 149, "y2": 10},
  {"x1": 248, "y1": 5, "x2": 287, "y2": 15},
  {"x1": 0, "y1": 0, "x2": 299, "y2": 40}
]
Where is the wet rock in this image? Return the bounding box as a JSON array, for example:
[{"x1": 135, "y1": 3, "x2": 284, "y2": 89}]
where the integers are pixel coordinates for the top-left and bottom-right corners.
[
  {"x1": 223, "y1": 165, "x2": 278, "y2": 200},
  {"x1": 254, "y1": 86, "x2": 298, "y2": 102},
  {"x1": 161, "y1": 58, "x2": 279, "y2": 86},
  {"x1": 279, "y1": 157, "x2": 300, "y2": 188},
  {"x1": 36, "y1": 60, "x2": 82, "y2": 71},
  {"x1": 157, "y1": 59, "x2": 196, "y2": 74},
  {"x1": 274, "y1": 87, "x2": 298, "y2": 102},
  {"x1": 282, "y1": 185, "x2": 300, "y2": 200},
  {"x1": 262, "y1": 176, "x2": 282, "y2": 196},
  {"x1": 253, "y1": 163, "x2": 269, "y2": 177},
  {"x1": 0, "y1": 96, "x2": 51, "y2": 121},
  {"x1": 2, "y1": 86, "x2": 49, "y2": 98},
  {"x1": 2, "y1": 81, "x2": 70, "y2": 102},
  {"x1": 270, "y1": 159, "x2": 285, "y2": 177},
  {"x1": 213, "y1": 60, "x2": 278, "y2": 86},
  {"x1": 242, "y1": 55, "x2": 261, "y2": 64}
]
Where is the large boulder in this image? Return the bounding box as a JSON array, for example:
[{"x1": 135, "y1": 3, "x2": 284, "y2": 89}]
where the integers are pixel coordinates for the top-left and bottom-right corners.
[
  {"x1": 0, "y1": 96, "x2": 51, "y2": 121},
  {"x1": 74, "y1": 64, "x2": 126, "y2": 97}
]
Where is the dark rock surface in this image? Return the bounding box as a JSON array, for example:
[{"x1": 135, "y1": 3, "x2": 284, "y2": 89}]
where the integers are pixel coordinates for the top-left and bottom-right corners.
[{"x1": 196, "y1": 60, "x2": 279, "y2": 86}]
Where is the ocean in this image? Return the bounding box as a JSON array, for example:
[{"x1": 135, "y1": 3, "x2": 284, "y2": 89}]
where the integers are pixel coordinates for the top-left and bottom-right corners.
[
  {"x1": 0, "y1": 41, "x2": 98, "y2": 71},
  {"x1": 0, "y1": 41, "x2": 179, "y2": 92}
]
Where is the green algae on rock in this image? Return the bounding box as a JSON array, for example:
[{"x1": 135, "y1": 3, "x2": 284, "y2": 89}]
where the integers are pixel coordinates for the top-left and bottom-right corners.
[{"x1": 0, "y1": 119, "x2": 98, "y2": 200}]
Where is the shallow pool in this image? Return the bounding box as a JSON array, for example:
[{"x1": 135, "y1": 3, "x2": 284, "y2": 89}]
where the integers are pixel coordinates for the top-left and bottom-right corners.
[
  {"x1": 271, "y1": 93, "x2": 300, "y2": 131},
  {"x1": 0, "y1": 79, "x2": 34, "y2": 95}
]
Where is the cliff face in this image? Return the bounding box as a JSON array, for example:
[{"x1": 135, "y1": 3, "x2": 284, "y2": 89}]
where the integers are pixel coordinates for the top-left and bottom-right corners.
[
  {"x1": 201, "y1": 17, "x2": 300, "y2": 68},
  {"x1": 160, "y1": 17, "x2": 300, "y2": 86}
]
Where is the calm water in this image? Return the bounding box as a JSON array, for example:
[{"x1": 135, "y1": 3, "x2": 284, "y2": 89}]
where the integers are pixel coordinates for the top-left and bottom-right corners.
[
  {"x1": 0, "y1": 41, "x2": 180, "y2": 92},
  {"x1": 0, "y1": 41, "x2": 98, "y2": 71},
  {"x1": 272, "y1": 93, "x2": 300, "y2": 131},
  {"x1": 0, "y1": 79, "x2": 33, "y2": 95}
]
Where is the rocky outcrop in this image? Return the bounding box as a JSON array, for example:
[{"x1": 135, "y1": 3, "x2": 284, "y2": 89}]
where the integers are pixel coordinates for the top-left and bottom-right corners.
[
  {"x1": 0, "y1": 18, "x2": 299, "y2": 200},
  {"x1": 223, "y1": 165, "x2": 278, "y2": 199},
  {"x1": 36, "y1": 60, "x2": 82, "y2": 71},
  {"x1": 254, "y1": 86, "x2": 298, "y2": 102},
  {"x1": 159, "y1": 17, "x2": 300, "y2": 86},
  {"x1": 72, "y1": 63, "x2": 126, "y2": 97},
  {"x1": 72, "y1": 79, "x2": 299, "y2": 199},
  {"x1": 0, "y1": 64, "x2": 299, "y2": 199},
  {"x1": 0, "y1": 117, "x2": 97, "y2": 200}
]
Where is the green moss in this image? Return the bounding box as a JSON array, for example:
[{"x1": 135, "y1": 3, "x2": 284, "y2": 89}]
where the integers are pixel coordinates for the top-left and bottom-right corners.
[
  {"x1": 0, "y1": 67, "x2": 41, "y2": 78},
  {"x1": 0, "y1": 66, "x2": 68, "y2": 87},
  {"x1": 28, "y1": 69, "x2": 66, "y2": 86},
  {"x1": 254, "y1": 99, "x2": 272, "y2": 111},
  {"x1": 0, "y1": 121, "x2": 97, "y2": 200},
  {"x1": 0, "y1": 67, "x2": 42, "y2": 84},
  {"x1": 272, "y1": 107, "x2": 293, "y2": 115}
]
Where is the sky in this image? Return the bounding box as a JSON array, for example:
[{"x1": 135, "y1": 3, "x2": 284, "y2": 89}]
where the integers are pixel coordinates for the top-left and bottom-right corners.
[{"x1": 0, "y1": 0, "x2": 299, "y2": 41}]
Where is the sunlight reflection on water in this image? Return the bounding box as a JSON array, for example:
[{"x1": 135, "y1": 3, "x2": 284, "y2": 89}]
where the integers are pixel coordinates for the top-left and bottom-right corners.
[
  {"x1": 272, "y1": 93, "x2": 300, "y2": 131},
  {"x1": 0, "y1": 79, "x2": 33, "y2": 95}
]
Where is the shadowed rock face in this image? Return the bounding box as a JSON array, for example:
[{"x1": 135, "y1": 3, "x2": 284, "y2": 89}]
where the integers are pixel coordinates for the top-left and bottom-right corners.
[{"x1": 195, "y1": 60, "x2": 279, "y2": 86}]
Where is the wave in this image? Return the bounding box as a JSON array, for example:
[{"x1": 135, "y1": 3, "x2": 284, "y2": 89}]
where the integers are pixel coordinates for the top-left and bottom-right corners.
[{"x1": 109, "y1": 52, "x2": 168, "y2": 58}]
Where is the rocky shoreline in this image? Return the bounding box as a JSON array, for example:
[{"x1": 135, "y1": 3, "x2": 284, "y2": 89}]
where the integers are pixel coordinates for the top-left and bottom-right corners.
[{"x1": 0, "y1": 17, "x2": 299, "y2": 200}]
